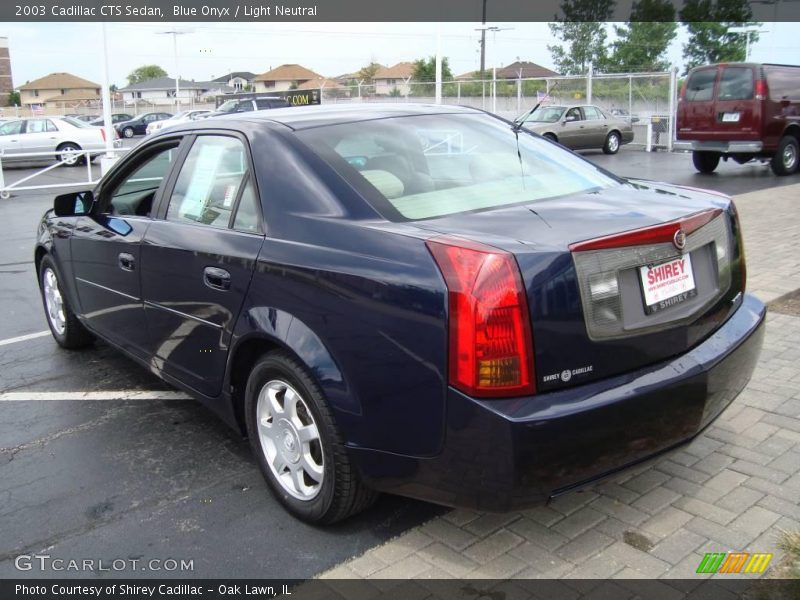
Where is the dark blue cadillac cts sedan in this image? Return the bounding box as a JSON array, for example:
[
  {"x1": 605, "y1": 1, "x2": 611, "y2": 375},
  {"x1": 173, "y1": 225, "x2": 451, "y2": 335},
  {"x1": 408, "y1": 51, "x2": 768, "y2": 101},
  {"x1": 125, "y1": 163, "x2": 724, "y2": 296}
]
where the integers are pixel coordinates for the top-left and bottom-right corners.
[{"x1": 35, "y1": 104, "x2": 765, "y2": 523}]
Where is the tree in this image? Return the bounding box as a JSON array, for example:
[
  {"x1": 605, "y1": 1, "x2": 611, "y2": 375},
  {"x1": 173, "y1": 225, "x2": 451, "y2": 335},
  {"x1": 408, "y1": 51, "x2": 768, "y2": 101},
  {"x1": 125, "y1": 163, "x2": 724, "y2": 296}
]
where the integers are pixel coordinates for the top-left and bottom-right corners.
[
  {"x1": 680, "y1": 0, "x2": 760, "y2": 72},
  {"x1": 410, "y1": 56, "x2": 453, "y2": 96},
  {"x1": 127, "y1": 65, "x2": 167, "y2": 86},
  {"x1": 356, "y1": 62, "x2": 382, "y2": 83},
  {"x1": 608, "y1": 0, "x2": 678, "y2": 72},
  {"x1": 7, "y1": 90, "x2": 20, "y2": 106},
  {"x1": 548, "y1": 0, "x2": 615, "y2": 75},
  {"x1": 411, "y1": 56, "x2": 453, "y2": 82},
  {"x1": 109, "y1": 84, "x2": 118, "y2": 92}
]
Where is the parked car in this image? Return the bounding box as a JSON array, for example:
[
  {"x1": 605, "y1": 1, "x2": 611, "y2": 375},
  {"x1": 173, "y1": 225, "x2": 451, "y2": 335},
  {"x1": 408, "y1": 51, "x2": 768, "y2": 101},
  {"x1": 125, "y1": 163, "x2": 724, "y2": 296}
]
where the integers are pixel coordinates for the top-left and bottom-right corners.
[
  {"x1": 0, "y1": 116, "x2": 116, "y2": 166},
  {"x1": 89, "y1": 113, "x2": 134, "y2": 126},
  {"x1": 72, "y1": 114, "x2": 99, "y2": 122},
  {"x1": 516, "y1": 104, "x2": 634, "y2": 153},
  {"x1": 206, "y1": 96, "x2": 291, "y2": 118},
  {"x1": 35, "y1": 104, "x2": 764, "y2": 524},
  {"x1": 607, "y1": 107, "x2": 640, "y2": 124},
  {"x1": 145, "y1": 109, "x2": 212, "y2": 135},
  {"x1": 114, "y1": 112, "x2": 173, "y2": 138},
  {"x1": 676, "y1": 62, "x2": 800, "y2": 176}
]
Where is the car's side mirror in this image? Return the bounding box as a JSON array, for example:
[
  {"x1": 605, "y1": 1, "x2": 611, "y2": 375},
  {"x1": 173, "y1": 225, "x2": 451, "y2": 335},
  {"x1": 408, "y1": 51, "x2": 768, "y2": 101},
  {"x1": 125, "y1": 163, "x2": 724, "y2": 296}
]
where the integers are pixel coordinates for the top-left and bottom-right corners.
[
  {"x1": 564, "y1": 115, "x2": 577, "y2": 123},
  {"x1": 54, "y1": 190, "x2": 93, "y2": 217}
]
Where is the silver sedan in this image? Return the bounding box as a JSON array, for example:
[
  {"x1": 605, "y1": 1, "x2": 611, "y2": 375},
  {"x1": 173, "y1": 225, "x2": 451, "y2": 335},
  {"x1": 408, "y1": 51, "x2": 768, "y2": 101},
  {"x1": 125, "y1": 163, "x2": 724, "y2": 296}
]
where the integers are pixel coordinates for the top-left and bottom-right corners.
[
  {"x1": 0, "y1": 116, "x2": 119, "y2": 166},
  {"x1": 516, "y1": 104, "x2": 634, "y2": 154}
]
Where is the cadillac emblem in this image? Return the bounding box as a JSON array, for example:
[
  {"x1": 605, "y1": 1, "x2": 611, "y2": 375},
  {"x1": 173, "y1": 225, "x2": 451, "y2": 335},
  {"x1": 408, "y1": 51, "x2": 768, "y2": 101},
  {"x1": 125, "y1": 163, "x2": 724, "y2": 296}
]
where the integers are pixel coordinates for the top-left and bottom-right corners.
[{"x1": 673, "y1": 229, "x2": 687, "y2": 251}]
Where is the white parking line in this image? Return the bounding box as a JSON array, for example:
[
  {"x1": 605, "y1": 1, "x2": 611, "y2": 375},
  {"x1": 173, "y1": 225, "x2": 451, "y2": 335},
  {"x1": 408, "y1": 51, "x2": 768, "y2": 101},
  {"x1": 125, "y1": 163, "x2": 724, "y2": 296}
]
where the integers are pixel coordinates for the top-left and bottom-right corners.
[
  {"x1": 0, "y1": 330, "x2": 50, "y2": 346},
  {"x1": 0, "y1": 391, "x2": 191, "y2": 401}
]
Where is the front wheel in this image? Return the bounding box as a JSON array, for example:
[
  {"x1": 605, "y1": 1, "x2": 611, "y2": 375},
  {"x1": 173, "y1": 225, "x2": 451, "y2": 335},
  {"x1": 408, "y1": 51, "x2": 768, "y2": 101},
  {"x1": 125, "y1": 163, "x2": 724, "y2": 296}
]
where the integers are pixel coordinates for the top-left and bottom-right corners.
[
  {"x1": 39, "y1": 255, "x2": 94, "y2": 349},
  {"x1": 603, "y1": 131, "x2": 621, "y2": 155},
  {"x1": 245, "y1": 351, "x2": 377, "y2": 524},
  {"x1": 692, "y1": 151, "x2": 720, "y2": 174},
  {"x1": 771, "y1": 136, "x2": 799, "y2": 176},
  {"x1": 122, "y1": 127, "x2": 134, "y2": 138}
]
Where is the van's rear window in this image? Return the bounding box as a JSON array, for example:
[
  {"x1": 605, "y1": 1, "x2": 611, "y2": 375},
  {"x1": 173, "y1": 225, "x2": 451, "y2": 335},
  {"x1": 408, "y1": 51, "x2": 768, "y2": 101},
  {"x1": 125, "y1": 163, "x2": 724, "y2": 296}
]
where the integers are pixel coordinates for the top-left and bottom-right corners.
[
  {"x1": 686, "y1": 69, "x2": 717, "y2": 102},
  {"x1": 719, "y1": 67, "x2": 754, "y2": 101},
  {"x1": 297, "y1": 114, "x2": 619, "y2": 222}
]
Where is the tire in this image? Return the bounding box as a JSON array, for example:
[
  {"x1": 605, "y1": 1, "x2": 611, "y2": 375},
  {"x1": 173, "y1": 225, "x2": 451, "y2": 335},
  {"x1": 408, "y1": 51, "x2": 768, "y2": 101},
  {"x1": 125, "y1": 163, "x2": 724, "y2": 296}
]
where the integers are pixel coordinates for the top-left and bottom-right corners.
[
  {"x1": 245, "y1": 350, "x2": 377, "y2": 524},
  {"x1": 56, "y1": 143, "x2": 83, "y2": 167},
  {"x1": 692, "y1": 151, "x2": 720, "y2": 174},
  {"x1": 770, "y1": 136, "x2": 799, "y2": 176},
  {"x1": 603, "y1": 131, "x2": 621, "y2": 155},
  {"x1": 38, "y1": 255, "x2": 94, "y2": 349},
  {"x1": 123, "y1": 127, "x2": 134, "y2": 139}
]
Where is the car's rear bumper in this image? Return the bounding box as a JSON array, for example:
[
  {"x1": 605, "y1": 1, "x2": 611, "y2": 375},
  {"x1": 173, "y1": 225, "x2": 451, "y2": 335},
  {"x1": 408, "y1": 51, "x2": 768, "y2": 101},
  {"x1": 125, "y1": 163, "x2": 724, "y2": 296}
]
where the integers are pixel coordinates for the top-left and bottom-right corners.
[
  {"x1": 352, "y1": 293, "x2": 766, "y2": 511},
  {"x1": 674, "y1": 140, "x2": 764, "y2": 153}
]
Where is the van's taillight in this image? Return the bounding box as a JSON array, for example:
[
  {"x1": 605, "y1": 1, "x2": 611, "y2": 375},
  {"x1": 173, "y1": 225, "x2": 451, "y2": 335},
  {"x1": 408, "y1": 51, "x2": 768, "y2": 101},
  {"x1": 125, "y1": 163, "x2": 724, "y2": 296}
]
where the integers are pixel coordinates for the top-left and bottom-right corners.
[
  {"x1": 755, "y1": 79, "x2": 767, "y2": 101},
  {"x1": 426, "y1": 236, "x2": 536, "y2": 398},
  {"x1": 678, "y1": 81, "x2": 687, "y2": 102}
]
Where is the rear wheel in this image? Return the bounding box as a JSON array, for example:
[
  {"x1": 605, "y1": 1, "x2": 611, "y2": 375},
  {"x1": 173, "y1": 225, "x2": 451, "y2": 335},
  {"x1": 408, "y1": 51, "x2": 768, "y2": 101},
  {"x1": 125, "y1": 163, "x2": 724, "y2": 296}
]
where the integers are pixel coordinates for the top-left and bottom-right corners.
[
  {"x1": 603, "y1": 131, "x2": 621, "y2": 155},
  {"x1": 39, "y1": 255, "x2": 94, "y2": 349},
  {"x1": 56, "y1": 143, "x2": 83, "y2": 167},
  {"x1": 543, "y1": 133, "x2": 557, "y2": 143},
  {"x1": 692, "y1": 151, "x2": 720, "y2": 174},
  {"x1": 122, "y1": 127, "x2": 134, "y2": 138},
  {"x1": 245, "y1": 350, "x2": 377, "y2": 524},
  {"x1": 771, "y1": 136, "x2": 799, "y2": 176}
]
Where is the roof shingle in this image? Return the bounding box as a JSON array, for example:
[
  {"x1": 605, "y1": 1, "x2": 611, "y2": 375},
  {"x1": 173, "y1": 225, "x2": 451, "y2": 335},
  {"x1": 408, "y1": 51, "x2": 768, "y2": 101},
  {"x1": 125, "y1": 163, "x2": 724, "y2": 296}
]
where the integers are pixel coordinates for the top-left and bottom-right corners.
[
  {"x1": 253, "y1": 64, "x2": 323, "y2": 82},
  {"x1": 20, "y1": 72, "x2": 100, "y2": 91}
]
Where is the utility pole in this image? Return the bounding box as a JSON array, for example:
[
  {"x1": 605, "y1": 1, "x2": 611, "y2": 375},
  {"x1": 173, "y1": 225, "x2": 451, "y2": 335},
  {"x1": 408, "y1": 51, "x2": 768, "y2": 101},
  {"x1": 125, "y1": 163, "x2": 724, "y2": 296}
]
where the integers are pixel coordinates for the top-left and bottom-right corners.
[{"x1": 479, "y1": 0, "x2": 487, "y2": 76}]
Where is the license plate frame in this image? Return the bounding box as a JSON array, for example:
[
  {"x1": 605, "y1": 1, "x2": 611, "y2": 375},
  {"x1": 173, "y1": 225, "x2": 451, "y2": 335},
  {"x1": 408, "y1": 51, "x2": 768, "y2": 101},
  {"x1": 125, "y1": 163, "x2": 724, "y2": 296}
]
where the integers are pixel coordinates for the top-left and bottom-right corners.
[
  {"x1": 721, "y1": 112, "x2": 741, "y2": 123},
  {"x1": 639, "y1": 254, "x2": 697, "y2": 315}
]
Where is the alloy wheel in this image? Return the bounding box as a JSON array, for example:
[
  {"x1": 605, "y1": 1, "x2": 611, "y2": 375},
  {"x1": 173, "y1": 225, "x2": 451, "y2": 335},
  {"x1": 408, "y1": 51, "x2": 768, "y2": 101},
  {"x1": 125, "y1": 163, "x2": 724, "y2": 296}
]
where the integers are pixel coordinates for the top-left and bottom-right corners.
[
  {"x1": 256, "y1": 379, "x2": 324, "y2": 501},
  {"x1": 783, "y1": 143, "x2": 798, "y2": 172},
  {"x1": 43, "y1": 267, "x2": 66, "y2": 335}
]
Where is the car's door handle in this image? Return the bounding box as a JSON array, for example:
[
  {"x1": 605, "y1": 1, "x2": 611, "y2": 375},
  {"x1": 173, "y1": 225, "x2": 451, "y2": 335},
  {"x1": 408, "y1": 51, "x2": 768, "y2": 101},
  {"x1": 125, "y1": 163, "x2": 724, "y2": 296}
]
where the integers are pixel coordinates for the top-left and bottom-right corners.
[
  {"x1": 203, "y1": 266, "x2": 231, "y2": 291},
  {"x1": 118, "y1": 252, "x2": 136, "y2": 271}
]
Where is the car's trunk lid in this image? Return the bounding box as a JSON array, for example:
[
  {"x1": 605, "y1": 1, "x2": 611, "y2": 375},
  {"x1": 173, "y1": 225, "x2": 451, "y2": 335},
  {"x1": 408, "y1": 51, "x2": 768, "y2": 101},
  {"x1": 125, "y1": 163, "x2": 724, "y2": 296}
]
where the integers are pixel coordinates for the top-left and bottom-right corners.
[{"x1": 416, "y1": 180, "x2": 743, "y2": 392}]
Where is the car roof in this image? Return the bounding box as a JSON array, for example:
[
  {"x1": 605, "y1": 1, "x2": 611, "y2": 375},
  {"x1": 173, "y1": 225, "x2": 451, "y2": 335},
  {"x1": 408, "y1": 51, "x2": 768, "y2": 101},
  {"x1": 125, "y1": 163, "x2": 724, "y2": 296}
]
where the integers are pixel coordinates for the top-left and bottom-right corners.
[{"x1": 209, "y1": 102, "x2": 486, "y2": 131}]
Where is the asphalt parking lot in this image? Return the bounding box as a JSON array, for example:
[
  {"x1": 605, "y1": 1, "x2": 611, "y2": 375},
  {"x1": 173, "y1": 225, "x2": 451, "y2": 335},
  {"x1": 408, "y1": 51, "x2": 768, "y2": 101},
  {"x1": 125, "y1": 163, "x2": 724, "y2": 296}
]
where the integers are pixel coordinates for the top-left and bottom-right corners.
[{"x1": 1, "y1": 140, "x2": 798, "y2": 579}]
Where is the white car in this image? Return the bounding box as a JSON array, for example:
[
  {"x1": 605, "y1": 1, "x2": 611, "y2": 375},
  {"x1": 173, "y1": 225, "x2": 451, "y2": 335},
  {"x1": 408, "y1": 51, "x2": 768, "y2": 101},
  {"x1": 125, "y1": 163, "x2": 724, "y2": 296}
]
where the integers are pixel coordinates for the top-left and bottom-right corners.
[
  {"x1": 146, "y1": 110, "x2": 212, "y2": 135},
  {"x1": 0, "y1": 117, "x2": 120, "y2": 166}
]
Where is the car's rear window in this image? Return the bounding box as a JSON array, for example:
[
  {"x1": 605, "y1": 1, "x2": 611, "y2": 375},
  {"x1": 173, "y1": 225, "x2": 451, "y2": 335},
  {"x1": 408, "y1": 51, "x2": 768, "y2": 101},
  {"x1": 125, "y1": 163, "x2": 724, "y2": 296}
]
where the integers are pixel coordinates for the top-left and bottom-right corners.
[
  {"x1": 297, "y1": 114, "x2": 618, "y2": 222},
  {"x1": 685, "y1": 69, "x2": 717, "y2": 102},
  {"x1": 719, "y1": 67, "x2": 754, "y2": 100}
]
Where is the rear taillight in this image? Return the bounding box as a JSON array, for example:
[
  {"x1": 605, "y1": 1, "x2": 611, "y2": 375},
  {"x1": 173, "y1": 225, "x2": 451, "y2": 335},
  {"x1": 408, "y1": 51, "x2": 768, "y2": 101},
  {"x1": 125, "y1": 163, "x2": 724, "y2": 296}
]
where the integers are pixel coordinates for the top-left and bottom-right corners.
[
  {"x1": 100, "y1": 128, "x2": 106, "y2": 142},
  {"x1": 426, "y1": 236, "x2": 536, "y2": 398},
  {"x1": 678, "y1": 81, "x2": 686, "y2": 103},
  {"x1": 755, "y1": 79, "x2": 767, "y2": 101}
]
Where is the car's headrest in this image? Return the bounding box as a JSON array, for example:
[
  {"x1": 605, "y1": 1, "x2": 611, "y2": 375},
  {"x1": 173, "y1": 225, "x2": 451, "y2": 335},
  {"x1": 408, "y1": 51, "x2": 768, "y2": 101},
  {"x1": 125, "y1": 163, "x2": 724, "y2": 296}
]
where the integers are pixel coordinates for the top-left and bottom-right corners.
[{"x1": 360, "y1": 170, "x2": 405, "y2": 199}]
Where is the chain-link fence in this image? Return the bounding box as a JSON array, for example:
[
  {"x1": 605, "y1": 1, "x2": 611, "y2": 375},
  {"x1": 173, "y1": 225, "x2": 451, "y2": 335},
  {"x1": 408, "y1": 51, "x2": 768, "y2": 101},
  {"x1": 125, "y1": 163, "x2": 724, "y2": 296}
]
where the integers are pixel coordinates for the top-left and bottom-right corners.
[{"x1": 321, "y1": 70, "x2": 677, "y2": 147}]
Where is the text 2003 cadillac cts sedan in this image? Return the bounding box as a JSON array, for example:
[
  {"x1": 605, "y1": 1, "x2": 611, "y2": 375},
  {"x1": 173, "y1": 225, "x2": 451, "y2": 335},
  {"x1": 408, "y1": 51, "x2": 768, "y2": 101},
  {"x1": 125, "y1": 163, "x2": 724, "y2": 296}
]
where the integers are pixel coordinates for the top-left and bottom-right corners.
[{"x1": 36, "y1": 104, "x2": 765, "y2": 524}]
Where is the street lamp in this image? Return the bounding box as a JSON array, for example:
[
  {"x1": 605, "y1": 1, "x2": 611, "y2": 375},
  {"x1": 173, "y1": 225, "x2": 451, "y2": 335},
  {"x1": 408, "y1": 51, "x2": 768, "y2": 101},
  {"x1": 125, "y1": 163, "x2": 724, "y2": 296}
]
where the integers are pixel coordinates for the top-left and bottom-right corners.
[
  {"x1": 156, "y1": 29, "x2": 193, "y2": 108},
  {"x1": 727, "y1": 25, "x2": 768, "y2": 61}
]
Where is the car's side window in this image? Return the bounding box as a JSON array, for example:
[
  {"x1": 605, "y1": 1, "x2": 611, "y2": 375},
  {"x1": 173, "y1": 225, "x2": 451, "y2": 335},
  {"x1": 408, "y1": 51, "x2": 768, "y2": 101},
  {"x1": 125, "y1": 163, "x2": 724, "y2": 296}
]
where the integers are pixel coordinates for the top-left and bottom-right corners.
[
  {"x1": 104, "y1": 144, "x2": 180, "y2": 217},
  {"x1": 166, "y1": 135, "x2": 249, "y2": 229},
  {"x1": 232, "y1": 177, "x2": 262, "y2": 233},
  {"x1": 26, "y1": 119, "x2": 50, "y2": 134},
  {"x1": 565, "y1": 107, "x2": 582, "y2": 121},
  {"x1": 583, "y1": 107, "x2": 603, "y2": 120},
  {"x1": 0, "y1": 121, "x2": 22, "y2": 136},
  {"x1": 46, "y1": 120, "x2": 58, "y2": 132}
]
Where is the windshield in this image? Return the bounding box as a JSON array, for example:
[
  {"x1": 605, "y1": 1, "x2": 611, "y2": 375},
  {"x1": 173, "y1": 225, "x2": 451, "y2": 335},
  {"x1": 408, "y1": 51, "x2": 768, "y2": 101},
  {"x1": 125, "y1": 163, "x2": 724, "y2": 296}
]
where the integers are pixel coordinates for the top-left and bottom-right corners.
[
  {"x1": 297, "y1": 113, "x2": 619, "y2": 221},
  {"x1": 62, "y1": 117, "x2": 91, "y2": 128},
  {"x1": 522, "y1": 106, "x2": 565, "y2": 123},
  {"x1": 217, "y1": 100, "x2": 238, "y2": 113}
]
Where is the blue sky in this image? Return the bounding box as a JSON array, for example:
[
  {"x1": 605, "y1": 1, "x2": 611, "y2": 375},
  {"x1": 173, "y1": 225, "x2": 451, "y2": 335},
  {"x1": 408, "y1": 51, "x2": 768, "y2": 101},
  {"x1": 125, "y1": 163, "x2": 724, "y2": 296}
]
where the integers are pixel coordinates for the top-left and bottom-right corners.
[{"x1": 4, "y1": 21, "x2": 799, "y2": 88}]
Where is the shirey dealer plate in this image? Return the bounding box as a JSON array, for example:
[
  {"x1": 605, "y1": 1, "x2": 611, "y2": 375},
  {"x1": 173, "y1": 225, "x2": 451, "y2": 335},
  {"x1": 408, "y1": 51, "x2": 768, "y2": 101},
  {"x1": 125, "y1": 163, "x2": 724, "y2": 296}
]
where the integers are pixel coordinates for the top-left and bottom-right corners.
[{"x1": 640, "y1": 254, "x2": 697, "y2": 314}]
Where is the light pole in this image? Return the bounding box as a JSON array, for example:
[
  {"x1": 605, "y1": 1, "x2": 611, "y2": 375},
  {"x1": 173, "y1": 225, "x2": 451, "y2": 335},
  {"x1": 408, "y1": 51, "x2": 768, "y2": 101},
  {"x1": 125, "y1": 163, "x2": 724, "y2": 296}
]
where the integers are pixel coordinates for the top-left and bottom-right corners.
[
  {"x1": 157, "y1": 29, "x2": 192, "y2": 109},
  {"x1": 727, "y1": 25, "x2": 768, "y2": 61}
]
